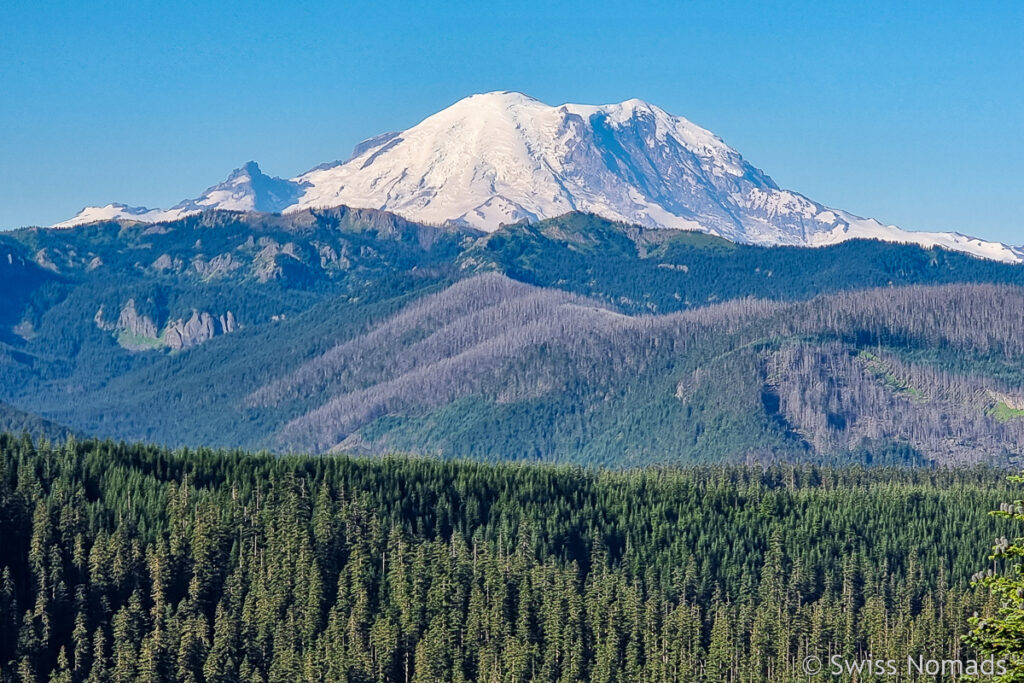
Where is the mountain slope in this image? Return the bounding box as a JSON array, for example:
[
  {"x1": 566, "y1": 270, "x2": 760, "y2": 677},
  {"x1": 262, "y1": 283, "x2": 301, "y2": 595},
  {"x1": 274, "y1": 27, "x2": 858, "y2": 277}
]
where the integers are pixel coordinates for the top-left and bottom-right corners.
[
  {"x1": 4, "y1": 210, "x2": 1024, "y2": 464},
  {"x1": 0, "y1": 402, "x2": 73, "y2": 441},
  {"x1": 241, "y1": 273, "x2": 1024, "y2": 465},
  {"x1": 456, "y1": 212, "x2": 1024, "y2": 313},
  {"x1": 52, "y1": 92, "x2": 1023, "y2": 263}
]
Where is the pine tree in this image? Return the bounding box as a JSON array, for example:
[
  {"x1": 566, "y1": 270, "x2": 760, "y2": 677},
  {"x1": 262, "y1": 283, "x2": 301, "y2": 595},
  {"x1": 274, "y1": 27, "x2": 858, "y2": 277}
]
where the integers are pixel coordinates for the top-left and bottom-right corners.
[
  {"x1": 85, "y1": 628, "x2": 108, "y2": 683},
  {"x1": 706, "y1": 598, "x2": 734, "y2": 682},
  {"x1": 47, "y1": 647, "x2": 71, "y2": 683},
  {"x1": 965, "y1": 474, "x2": 1024, "y2": 681}
]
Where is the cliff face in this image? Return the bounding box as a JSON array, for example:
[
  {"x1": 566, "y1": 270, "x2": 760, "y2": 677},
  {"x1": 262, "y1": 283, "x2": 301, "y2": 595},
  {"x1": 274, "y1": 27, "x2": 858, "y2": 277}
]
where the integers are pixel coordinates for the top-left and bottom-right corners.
[
  {"x1": 164, "y1": 310, "x2": 237, "y2": 350},
  {"x1": 116, "y1": 299, "x2": 158, "y2": 339},
  {"x1": 95, "y1": 299, "x2": 237, "y2": 351}
]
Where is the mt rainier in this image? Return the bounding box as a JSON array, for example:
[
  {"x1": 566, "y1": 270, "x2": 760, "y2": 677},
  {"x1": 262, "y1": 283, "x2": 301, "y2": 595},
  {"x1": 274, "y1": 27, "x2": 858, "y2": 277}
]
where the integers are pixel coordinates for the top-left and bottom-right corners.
[{"x1": 56, "y1": 91, "x2": 1022, "y2": 263}]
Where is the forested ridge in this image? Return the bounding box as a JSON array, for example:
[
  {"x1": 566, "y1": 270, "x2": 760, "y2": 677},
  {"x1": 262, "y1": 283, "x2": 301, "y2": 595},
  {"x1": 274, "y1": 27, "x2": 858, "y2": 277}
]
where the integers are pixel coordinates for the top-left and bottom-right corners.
[
  {"x1": 260, "y1": 277, "x2": 1024, "y2": 465},
  {"x1": 0, "y1": 434, "x2": 1013, "y2": 681},
  {"x1": 2, "y1": 210, "x2": 1024, "y2": 465}
]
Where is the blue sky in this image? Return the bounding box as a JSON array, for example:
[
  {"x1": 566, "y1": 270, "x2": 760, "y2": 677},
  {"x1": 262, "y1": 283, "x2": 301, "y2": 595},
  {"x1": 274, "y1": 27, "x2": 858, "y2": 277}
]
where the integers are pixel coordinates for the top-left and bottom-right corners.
[{"x1": 1, "y1": 1, "x2": 1021, "y2": 242}]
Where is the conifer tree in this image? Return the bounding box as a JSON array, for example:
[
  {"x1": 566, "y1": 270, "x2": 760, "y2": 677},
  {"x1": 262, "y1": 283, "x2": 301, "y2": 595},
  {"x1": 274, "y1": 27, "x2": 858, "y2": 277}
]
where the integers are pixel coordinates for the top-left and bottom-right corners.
[{"x1": 965, "y1": 473, "x2": 1024, "y2": 680}]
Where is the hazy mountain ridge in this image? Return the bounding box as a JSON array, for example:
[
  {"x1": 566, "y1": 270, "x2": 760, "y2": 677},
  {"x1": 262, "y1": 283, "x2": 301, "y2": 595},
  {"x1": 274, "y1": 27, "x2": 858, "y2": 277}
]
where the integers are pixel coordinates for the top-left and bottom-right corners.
[
  {"x1": 52, "y1": 92, "x2": 1024, "y2": 263},
  {"x1": 0, "y1": 402, "x2": 73, "y2": 441}
]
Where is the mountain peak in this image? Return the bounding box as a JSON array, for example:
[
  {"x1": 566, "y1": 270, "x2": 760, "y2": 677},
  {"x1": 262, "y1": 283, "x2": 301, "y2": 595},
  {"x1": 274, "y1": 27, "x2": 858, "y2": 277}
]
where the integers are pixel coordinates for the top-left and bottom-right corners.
[
  {"x1": 53, "y1": 162, "x2": 303, "y2": 227},
  {"x1": 604, "y1": 97, "x2": 661, "y2": 115},
  {"x1": 230, "y1": 161, "x2": 264, "y2": 178},
  {"x1": 467, "y1": 90, "x2": 541, "y2": 103},
  {"x1": 50, "y1": 92, "x2": 1023, "y2": 263},
  {"x1": 289, "y1": 92, "x2": 782, "y2": 235},
  {"x1": 179, "y1": 162, "x2": 302, "y2": 214}
]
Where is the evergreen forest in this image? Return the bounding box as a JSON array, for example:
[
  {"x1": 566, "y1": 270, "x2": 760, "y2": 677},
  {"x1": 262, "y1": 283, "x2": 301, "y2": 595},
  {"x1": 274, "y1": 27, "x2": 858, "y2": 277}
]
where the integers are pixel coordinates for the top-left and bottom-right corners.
[{"x1": 0, "y1": 434, "x2": 1016, "y2": 681}]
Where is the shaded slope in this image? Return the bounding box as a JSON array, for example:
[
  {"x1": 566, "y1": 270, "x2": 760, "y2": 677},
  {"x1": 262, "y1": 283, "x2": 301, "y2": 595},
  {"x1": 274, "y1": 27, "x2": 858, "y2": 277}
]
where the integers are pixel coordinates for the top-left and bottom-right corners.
[{"x1": 0, "y1": 402, "x2": 74, "y2": 441}]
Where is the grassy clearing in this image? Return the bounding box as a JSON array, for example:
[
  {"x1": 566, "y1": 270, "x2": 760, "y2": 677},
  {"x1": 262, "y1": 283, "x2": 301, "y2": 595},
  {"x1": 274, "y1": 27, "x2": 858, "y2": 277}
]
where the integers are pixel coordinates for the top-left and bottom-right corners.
[{"x1": 989, "y1": 401, "x2": 1024, "y2": 422}]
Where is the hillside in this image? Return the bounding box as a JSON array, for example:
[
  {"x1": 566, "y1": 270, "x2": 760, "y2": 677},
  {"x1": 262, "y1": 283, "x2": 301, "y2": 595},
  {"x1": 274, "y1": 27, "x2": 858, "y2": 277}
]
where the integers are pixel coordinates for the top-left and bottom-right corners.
[
  {"x1": 0, "y1": 403, "x2": 72, "y2": 441},
  {"x1": 256, "y1": 275, "x2": 1024, "y2": 465},
  {"x1": 1, "y1": 210, "x2": 1023, "y2": 465}
]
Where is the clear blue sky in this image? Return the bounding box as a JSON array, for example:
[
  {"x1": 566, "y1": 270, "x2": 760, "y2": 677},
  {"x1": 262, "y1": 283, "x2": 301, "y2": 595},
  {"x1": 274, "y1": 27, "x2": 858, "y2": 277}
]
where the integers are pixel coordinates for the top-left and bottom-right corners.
[{"x1": 2, "y1": 1, "x2": 1021, "y2": 242}]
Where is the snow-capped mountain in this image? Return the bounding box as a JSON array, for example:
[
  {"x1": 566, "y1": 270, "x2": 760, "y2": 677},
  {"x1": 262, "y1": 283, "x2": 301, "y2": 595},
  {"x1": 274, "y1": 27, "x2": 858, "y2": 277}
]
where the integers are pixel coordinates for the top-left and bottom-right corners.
[
  {"x1": 55, "y1": 92, "x2": 1024, "y2": 263},
  {"x1": 54, "y1": 162, "x2": 302, "y2": 228}
]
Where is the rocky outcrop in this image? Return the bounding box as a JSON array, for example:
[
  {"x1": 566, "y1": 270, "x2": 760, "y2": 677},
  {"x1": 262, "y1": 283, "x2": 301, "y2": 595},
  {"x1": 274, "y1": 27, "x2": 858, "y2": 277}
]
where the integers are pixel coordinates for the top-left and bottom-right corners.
[
  {"x1": 96, "y1": 299, "x2": 237, "y2": 351},
  {"x1": 251, "y1": 240, "x2": 312, "y2": 283},
  {"x1": 151, "y1": 253, "x2": 184, "y2": 273},
  {"x1": 989, "y1": 390, "x2": 1024, "y2": 411},
  {"x1": 34, "y1": 249, "x2": 59, "y2": 272},
  {"x1": 220, "y1": 310, "x2": 237, "y2": 334},
  {"x1": 93, "y1": 306, "x2": 113, "y2": 332},
  {"x1": 115, "y1": 299, "x2": 159, "y2": 338},
  {"x1": 315, "y1": 242, "x2": 351, "y2": 270},
  {"x1": 93, "y1": 299, "x2": 161, "y2": 350},
  {"x1": 252, "y1": 241, "x2": 285, "y2": 282},
  {"x1": 163, "y1": 310, "x2": 237, "y2": 350},
  {"x1": 192, "y1": 253, "x2": 242, "y2": 279}
]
